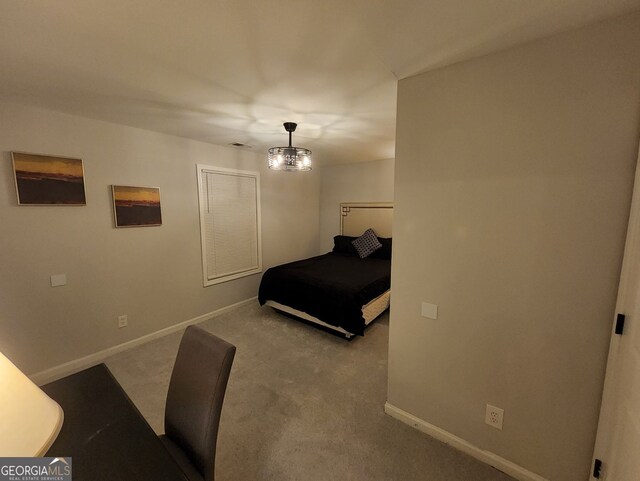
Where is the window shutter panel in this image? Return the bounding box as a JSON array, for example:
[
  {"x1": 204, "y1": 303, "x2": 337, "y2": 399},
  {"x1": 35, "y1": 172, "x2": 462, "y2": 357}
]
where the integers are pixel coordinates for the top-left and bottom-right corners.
[{"x1": 198, "y1": 166, "x2": 261, "y2": 285}]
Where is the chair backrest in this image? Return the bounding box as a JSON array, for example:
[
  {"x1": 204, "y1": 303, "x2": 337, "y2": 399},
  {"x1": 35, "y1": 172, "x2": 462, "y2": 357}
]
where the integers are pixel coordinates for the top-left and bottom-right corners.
[{"x1": 164, "y1": 326, "x2": 236, "y2": 481}]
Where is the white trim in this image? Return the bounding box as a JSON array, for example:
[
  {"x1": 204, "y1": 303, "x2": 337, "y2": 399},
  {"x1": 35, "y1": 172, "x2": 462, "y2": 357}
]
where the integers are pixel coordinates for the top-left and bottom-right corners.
[
  {"x1": 384, "y1": 402, "x2": 548, "y2": 481},
  {"x1": 265, "y1": 300, "x2": 355, "y2": 338},
  {"x1": 29, "y1": 297, "x2": 257, "y2": 386},
  {"x1": 265, "y1": 292, "x2": 389, "y2": 339}
]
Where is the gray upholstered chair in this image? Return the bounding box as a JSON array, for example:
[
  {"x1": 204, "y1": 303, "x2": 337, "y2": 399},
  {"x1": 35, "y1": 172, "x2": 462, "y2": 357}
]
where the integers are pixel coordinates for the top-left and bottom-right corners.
[{"x1": 159, "y1": 325, "x2": 236, "y2": 481}]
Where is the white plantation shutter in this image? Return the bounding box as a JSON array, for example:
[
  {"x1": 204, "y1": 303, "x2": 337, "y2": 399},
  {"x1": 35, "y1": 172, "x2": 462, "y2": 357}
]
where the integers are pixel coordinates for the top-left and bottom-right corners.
[{"x1": 198, "y1": 165, "x2": 261, "y2": 285}]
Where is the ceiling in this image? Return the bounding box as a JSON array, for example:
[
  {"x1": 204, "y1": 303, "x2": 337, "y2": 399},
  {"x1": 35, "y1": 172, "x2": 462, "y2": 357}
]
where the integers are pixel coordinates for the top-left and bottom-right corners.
[{"x1": 1, "y1": 0, "x2": 639, "y2": 165}]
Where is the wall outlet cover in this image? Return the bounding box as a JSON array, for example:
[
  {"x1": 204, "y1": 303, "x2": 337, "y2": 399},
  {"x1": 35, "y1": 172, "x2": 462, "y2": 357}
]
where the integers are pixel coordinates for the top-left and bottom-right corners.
[
  {"x1": 50, "y1": 274, "x2": 67, "y2": 287},
  {"x1": 421, "y1": 302, "x2": 438, "y2": 319},
  {"x1": 485, "y1": 404, "x2": 504, "y2": 430},
  {"x1": 118, "y1": 315, "x2": 128, "y2": 328}
]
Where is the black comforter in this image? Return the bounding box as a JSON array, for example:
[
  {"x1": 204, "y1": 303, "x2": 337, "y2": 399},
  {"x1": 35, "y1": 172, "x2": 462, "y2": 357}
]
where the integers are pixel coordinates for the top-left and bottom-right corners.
[{"x1": 258, "y1": 252, "x2": 391, "y2": 335}]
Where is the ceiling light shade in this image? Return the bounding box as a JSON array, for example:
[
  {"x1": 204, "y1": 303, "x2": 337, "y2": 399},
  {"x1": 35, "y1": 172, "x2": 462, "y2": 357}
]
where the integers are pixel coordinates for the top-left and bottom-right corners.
[
  {"x1": 268, "y1": 122, "x2": 312, "y2": 171},
  {"x1": 0, "y1": 351, "x2": 64, "y2": 456}
]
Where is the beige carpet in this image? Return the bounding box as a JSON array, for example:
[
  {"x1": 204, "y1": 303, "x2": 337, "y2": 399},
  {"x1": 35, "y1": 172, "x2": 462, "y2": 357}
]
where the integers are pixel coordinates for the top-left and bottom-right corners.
[{"x1": 106, "y1": 301, "x2": 514, "y2": 481}]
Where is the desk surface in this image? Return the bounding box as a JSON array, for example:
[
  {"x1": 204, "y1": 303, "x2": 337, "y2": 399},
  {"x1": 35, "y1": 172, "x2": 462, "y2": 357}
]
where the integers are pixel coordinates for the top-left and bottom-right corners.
[{"x1": 42, "y1": 364, "x2": 188, "y2": 481}]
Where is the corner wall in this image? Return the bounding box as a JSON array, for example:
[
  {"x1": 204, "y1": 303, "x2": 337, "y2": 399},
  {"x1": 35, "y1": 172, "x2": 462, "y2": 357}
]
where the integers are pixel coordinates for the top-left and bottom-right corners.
[
  {"x1": 0, "y1": 101, "x2": 320, "y2": 375},
  {"x1": 389, "y1": 12, "x2": 640, "y2": 481},
  {"x1": 319, "y1": 158, "x2": 394, "y2": 252}
]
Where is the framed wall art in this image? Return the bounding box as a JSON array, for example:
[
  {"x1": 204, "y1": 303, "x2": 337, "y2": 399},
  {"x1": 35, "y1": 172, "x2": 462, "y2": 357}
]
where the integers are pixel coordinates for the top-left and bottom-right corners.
[
  {"x1": 12, "y1": 152, "x2": 86, "y2": 205},
  {"x1": 111, "y1": 185, "x2": 162, "y2": 227}
]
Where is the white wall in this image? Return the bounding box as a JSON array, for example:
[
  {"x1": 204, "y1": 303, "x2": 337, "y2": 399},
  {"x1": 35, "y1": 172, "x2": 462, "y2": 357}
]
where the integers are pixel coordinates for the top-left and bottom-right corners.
[
  {"x1": 389, "y1": 12, "x2": 640, "y2": 481},
  {"x1": 319, "y1": 158, "x2": 394, "y2": 252},
  {"x1": 0, "y1": 101, "x2": 320, "y2": 375}
]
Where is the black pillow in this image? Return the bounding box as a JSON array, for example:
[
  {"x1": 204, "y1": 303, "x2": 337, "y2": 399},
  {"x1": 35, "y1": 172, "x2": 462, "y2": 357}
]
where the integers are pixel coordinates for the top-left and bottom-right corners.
[
  {"x1": 333, "y1": 235, "x2": 359, "y2": 256},
  {"x1": 371, "y1": 237, "x2": 392, "y2": 259}
]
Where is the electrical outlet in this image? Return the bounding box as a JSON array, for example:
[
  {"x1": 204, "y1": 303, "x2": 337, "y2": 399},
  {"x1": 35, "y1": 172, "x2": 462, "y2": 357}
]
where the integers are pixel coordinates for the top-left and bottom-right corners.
[
  {"x1": 485, "y1": 404, "x2": 504, "y2": 430},
  {"x1": 118, "y1": 315, "x2": 128, "y2": 328}
]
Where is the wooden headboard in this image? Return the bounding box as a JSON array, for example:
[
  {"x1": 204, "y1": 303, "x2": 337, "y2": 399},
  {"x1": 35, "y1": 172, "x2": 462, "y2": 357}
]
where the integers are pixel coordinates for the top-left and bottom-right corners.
[{"x1": 340, "y1": 202, "x2": 393, "y2": 237}]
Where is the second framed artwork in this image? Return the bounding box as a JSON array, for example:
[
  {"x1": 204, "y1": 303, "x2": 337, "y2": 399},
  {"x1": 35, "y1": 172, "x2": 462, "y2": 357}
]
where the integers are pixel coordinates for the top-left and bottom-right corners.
[{"x1": 111, "y1": 185, "x2": 162, "y2": 227}]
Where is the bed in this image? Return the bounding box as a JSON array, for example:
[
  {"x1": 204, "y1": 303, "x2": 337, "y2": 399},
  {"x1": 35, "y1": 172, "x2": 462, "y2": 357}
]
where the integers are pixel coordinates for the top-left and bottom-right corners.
[{"x1": 258, "y1": 202, "x2": 392, "y2": 338}]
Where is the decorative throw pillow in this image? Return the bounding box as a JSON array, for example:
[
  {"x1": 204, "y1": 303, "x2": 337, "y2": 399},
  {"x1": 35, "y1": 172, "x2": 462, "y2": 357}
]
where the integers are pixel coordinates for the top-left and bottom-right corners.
[{"x1": 352, "y1": 228, "x2": 382, "y2": 259}]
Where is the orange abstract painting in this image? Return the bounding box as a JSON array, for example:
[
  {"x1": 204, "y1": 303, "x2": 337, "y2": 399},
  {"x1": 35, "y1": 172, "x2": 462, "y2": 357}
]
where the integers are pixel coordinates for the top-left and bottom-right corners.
[
  {"x1": 112, "y1": 185, "x2": 162, "y2": 227},
  {"x1": 12, "y1": 152, "x2": 86, "y2": 205}
]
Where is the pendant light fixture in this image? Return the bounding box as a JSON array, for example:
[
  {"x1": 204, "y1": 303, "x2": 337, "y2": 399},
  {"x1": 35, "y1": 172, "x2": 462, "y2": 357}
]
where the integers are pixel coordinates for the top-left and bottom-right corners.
[{"x1": 268, "y1": 122, "x2": 312, "y2": 171}]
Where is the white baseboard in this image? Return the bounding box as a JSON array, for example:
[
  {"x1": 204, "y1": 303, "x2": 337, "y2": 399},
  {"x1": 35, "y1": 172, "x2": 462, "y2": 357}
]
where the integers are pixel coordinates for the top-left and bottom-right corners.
[
  {"x1": 384, "y1": 402, "x2": 548, "y2": 481},
  {"x1": 30, "y1": 297, "x2": 257, "y2": 385}
]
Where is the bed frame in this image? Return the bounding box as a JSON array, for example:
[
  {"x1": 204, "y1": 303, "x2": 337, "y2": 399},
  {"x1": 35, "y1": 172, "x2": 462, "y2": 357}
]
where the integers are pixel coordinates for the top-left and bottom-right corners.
[
  {"x1": 340, "y1": 202, "x2": 393, "y2": 238},
  {"x1": 266, "y1": 202, "x2": 393, "y2": 339}
]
